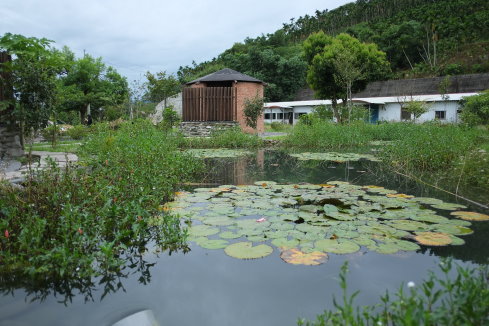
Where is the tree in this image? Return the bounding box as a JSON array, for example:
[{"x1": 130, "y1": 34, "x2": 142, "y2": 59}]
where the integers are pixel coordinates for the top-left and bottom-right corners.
[
  {"x1": 243, "y1": 94, "x2": 264, "y2": 131},
  {"x1": 404, "y1": 100, "x2": 429, "y2": 122},
  {"x1": 0, "y1": 33, "x2": 63, "y2": 146},
  {"x1": 60, "y1": 54, "x2": 128, "y2": 124},
  {"x1": 144, "y1": 71, "x2": 181, "y2": 109},
  {"x1": 303, "y1": 32, "x2": 390, "y2": 123},
  {"x1": 459, "y1": 91, "x2": 489, "y2": 126}
]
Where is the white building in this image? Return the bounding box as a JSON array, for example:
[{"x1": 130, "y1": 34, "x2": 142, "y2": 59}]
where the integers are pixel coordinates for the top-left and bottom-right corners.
[{"x1": 264, "y1": 93, "x2": 478, "y2": 124}]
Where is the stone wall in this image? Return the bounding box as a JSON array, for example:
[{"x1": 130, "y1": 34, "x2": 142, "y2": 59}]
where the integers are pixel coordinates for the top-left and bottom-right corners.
[
  {"x1": 0, "y1": 125, "x2": 23, "y2": 158},
  {"x1": 179, "y1": 121, "x2": 239, "y2": 137}
]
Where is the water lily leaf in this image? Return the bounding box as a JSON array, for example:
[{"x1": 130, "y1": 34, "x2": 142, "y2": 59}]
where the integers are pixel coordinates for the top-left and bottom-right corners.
[
  {"x1": 188, "y1": 225, "x2": 220, "y2": 237},
  {"x1": 254, "y1": 180, "x2": 277, "y2": 187},
  {"x1": 202, "y1": 216, "x2": 234, "y2": 226},
  {"x1": 196, "y1": 238, "x2": 229, "y2": 249},
  {"x1": 224, "y1": 242, "x2": 273, "y2": 259},
  {"x1": 352, "y1": 237, "x2": 376, "y2": 247},
  {"x1": 386, "y1": 193, "x2": 414, "y2": 199},
  {"x1": 247, "y1": 235, "x2": 268, "y2": 242},
  {"x1": 430, "y1": 203, "x2": 467, "y2": 210},
  {"x1": 300, "y1": 205, "x2": 321, "y2": 213},
  {"x1": 323, "y1": 204, "x2": 339, "y2": 216},
  {"x1": 431, "y1": 224, "x2": 473, "y2": 236},
  {"x1": 444, "y1": 219, "x2": 471, "y2": 227},
  {"x1": 393, "y1": 239, "x2": 420, "y2": 251},
  {"x1": 414, "y1": 232, "x2": 452, "y2": 246},
  {"x1": 388, "y1": 220, "x2": 431, "y2": 232},
  {"x1": 270, "y1": 222, "x2": 295, "y2": 231},
  {"x1": 448, "y1": 235, "x2": 465, "y2": 246},
  {"x1": 271, "y1": 238, "x2": 300, "y2": 249},
  {"x1": 280, "y1": 248, "x2": 328, "y2": 266},
  {"x1": 219, "y1": 231, "x2": 242, "y2": 239},
  {"x1": 411, "y1": 214, "x2": 449, "y2": 224},
  {"x1": 186, "y1": 148, "x2": 252, "y2": 158},
  {"x1": 372, "y1": 243, "x2": 399, "y2": 254},
  {"x1": 412, "y1": 197, "x2": 444, "y2": 205},
  {"x1": 314, "y1": 239, "x2": 360, "y2": 254},
  {"x1": 265, "y1": 230, "x2": 289, "y2": 239},
  {"x1": 450, "y1": 211, "x2": 489, "y2": 221}
]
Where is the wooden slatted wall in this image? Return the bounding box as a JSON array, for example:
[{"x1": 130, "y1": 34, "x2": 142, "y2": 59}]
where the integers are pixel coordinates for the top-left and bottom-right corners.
[{"x1": 182, "y1": 87, "x2": 237, "y2": 121}]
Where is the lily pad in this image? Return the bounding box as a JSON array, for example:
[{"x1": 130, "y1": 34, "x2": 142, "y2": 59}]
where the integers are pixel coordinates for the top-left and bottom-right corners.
[
  {"x1": 450, "y1": 211, "x2": 489, "y2": 221},
  {"x1": 219, "y1": 231, "x2": 242, "y2": 239},
  {"x1": 188, "y1": 225, "x2": 220, "y2": 237},
  {"x1": 289, "y1": 152, "x2": 380, "y2": 162},
  {"x1": 271, "y1": 238, "x2": 300, "y2": 249},
  {"x1": 186, "y1": 148, "x2": 252, "y2": 158},
  {"x1": 195, "y1": 238, "x2": 229, "y2": 249},
  {"x1": 414, "y1": 232, "x2": 452, "y2": 246},
  {"x1": 224, "y1": 242, "x2": 273, "y2": 259},
  {"x1": 314, "y1": 239, "x2": 360, "y2": 254},
  {"x1": 280, "y1": 248, "x2": 328, "y2": 266}
]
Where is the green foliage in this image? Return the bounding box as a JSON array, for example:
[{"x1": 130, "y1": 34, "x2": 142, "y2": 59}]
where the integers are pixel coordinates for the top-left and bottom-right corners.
[
  {"x1": 159, "y1": 107, "x2": 181, "y2": 130},
  {"x1": 0, "y1": 33, "x2": 62, "y2": 133},
  {"x1": 270, "y1": 121, "x2": 292, "y2": 132},
  {"x1": 243, "y1": 95, "x2": 264, "y2": 130},
  {"x1": 0, "y1": 120, "x2": 202, "y2": 280},
  {"x1": 403, "y1": 101, "x2": 429, "y2": 121},
  {"x1": 66, "y1": 124, "x2": 89, "y2": 140},
  {"x1": 181, "y1": 128, "x2": 263, "y2": 149},
  {"x1": 59, "y1": 53, "x2": 128, "y2": 123},
  {"x1": 460, "y1": 91, "x2": 489, "y2": 126},
  {"x1": 311, "y1": 105, "x2": 334, "y2": 121},
  {"x1": 144, "y1": 71, "x2": 181, "y2": 103},
  {"x1": 303, "y1": 32, "x2": 390, "y2": 123},
  {"x1": 298, "y1": 260, "x2": 489, "y2": 326}
]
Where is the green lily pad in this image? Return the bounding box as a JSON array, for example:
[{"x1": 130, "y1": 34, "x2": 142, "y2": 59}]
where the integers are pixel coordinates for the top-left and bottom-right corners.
[
  {"x1": 195, "y1": 238, "x2": 229, "y2": 249},
  {"x1": 314, "y1": 239, "x2": 360, "y2": 254},
  {"x1": 289, "y1": 152, "x2": 380, "y2": 162},
  {"x1": 186, "y1": 148, "x2": 252, "y2": 158},
  {"x1": 430, "y1": 203, "x2": 467, "y2": 210},
  {"x1": 224, "y1": 242, "x2": 273, "y2": 259},
  {"x1": 188, "y1": 225, "x2": 220, "y2": 237},
  {"x1": 219, "y1": 231, "x2": 243, "y2": 239},
  {"x1": 272, "y1": 238, "x2": 300, "y2": 249}
]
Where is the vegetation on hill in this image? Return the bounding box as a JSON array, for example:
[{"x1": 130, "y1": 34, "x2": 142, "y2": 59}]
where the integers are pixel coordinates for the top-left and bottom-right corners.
[{"x1": 178, "y1": 0, "x2": 489, "y2": 101}]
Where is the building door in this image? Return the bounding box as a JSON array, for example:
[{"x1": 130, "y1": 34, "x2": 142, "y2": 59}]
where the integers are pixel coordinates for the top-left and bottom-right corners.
[{"x1": 369, "y1": 104, "x2": 379, "y2": 123}]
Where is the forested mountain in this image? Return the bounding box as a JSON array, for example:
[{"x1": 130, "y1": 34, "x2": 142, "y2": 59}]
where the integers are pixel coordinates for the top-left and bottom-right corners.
[{"x1": 178, "y1": 0, "x2": 489, "y2": 101}]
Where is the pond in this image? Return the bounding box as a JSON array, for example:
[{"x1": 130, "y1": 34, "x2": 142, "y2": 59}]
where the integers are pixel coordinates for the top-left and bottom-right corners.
[{"x1": 0, "y1": 150, "x2": 488, "y2": 326}]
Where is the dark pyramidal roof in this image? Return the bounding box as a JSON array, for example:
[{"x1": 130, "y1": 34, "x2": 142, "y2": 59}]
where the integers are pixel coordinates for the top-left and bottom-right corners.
[{"x1": 186, "y1": 68, "x2": 263, "y2": 85}]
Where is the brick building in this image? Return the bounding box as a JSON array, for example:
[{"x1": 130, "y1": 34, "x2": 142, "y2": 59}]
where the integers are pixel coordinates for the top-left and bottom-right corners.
[{"x1": 182, "y1": 68, "x2": 265, "y2": 134}]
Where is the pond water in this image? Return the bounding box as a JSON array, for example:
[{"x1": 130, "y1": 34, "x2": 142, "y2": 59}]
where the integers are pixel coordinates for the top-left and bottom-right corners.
[{"x1": 1, "y1": 150, "x2": 488, "y2": 326}]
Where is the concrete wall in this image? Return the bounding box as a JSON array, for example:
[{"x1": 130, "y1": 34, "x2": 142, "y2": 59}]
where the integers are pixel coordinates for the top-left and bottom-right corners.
[
  {"x1": 180, "y1": 121, "x2": 239, "y2": 137},
  {"x1": 379, "y1": 101, "x2": 461, "y2": 122},
  {"x1": 151, "y1": 92, "x2": 183, "y2": 124}
]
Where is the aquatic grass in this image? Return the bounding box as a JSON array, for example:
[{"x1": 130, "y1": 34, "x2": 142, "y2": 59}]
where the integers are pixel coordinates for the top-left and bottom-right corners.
[
  {"x1": 298, "y1": 260, "x2": 489, "y2": 326},
  {"x1": 0, "y1": 120, "x2": 202, "y2": 281}
]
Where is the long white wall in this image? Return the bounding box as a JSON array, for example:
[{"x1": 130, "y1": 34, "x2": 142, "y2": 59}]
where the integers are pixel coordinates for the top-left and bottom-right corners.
[{"x1": 379, "y1": 101, "x2": 461, "y2": 123}]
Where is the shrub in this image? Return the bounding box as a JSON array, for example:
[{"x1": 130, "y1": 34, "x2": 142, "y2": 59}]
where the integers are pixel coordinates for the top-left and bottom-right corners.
[
  {"x1": 0, "y1": 120, "x2": 202, "y2": 281},
  {"x1": 40, "y1": 124, "x2": 61, "y2": 141},
  {"x1": 459, "y1": 91, "x2": 489, "y2": 126},
  {"x1": 298, "y1": 260, "x2": 489, "y2": 326},
  {"x1": 66, "y1": 124, "x2": 89, "y2": 140}
]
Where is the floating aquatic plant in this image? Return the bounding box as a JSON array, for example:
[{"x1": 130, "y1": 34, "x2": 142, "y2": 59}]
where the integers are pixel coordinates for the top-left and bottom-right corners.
[
  {"x1": 289, "y1": 152, "x2": 381, "y2": 162},
  {"x1": 185, "y1": 148, "x2": 252, "y2": 158},
  {"x1": 171, "y1": 182, "x2": 486, "y2": 265}
]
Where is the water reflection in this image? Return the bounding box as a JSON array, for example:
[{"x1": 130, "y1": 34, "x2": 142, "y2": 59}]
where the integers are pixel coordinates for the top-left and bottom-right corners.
[{"x1": 0, "y1": 248, "x2": 173, "y2": 306}]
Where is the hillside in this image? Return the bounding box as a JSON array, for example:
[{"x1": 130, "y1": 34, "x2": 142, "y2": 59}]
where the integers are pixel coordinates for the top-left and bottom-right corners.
[{"x1": 178, "y1": 0, "x2": 489, "y2": 101}]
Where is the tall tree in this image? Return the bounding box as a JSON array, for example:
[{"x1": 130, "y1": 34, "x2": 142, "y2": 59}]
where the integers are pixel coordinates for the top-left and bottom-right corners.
[{"x1": 303, "y1": 32, "x2": 390, "y2": 123}]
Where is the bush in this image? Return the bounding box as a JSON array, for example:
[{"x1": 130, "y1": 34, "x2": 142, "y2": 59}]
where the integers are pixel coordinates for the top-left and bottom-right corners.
[
  {"x1": 66, "y1": 124, "x2": 90, "y2": 140},
  {"x1": 459, "y1": 91, "x2": 489, "y2": 126},
  {"x1": 159, "y1": 107, "x2": 181, "y2": 130},
  {"x1": 298, "y1": 260, "x2": 489, "y2": 326},
  {"x1": 270, "y1": 121, "x2": 290, "y2": 131},
  {"x1": 40, "y1": 124, "x2": 62, "y2": 141},
  {"x1": 0, "y1": 120, "x2": 202, "y2": 281}
]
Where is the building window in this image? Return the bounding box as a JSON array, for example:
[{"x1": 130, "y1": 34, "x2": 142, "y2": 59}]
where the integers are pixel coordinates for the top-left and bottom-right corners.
[
  {"x1": 435, "y1": 111, "x2": 446, "y2": 120},
  {"x1": 272, "y1": 113, "x2": 276, "y2": 120},
  {"x1": 294, "y1": 113, "x2": 306, "y2": 119},
  {"x1": 401, "y1": 109, "x2": 411, "y2": 120},
  {"x1": 264, "y1": 113, "x2": 271, "y2": 119},
  {"x1": 278, "y1": 113, "x2": 283, "y2": 119}
]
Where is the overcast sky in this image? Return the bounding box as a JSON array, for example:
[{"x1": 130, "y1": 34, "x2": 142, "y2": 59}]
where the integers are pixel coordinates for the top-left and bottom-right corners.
[{"x1": 1, "y1": 0, "x2": 350, "y2": 83}]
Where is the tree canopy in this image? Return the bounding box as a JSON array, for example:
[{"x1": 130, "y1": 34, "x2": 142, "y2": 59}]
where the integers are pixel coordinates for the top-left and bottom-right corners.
[{"x1": 303, "y1": 32, "x2": 390, "y2": 122}]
